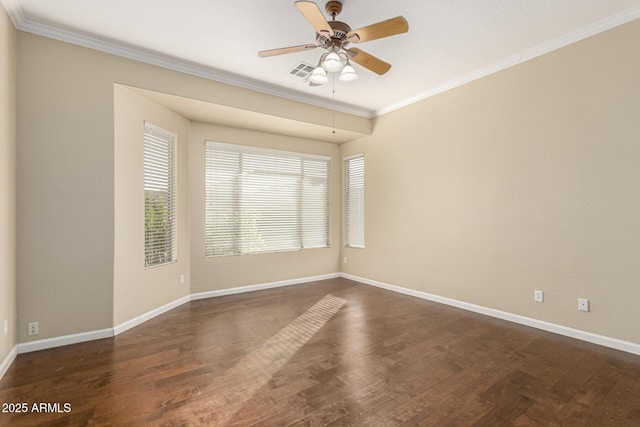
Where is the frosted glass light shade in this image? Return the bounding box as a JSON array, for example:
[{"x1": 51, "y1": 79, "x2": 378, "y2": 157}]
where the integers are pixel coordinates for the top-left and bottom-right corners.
[
  {"x1": 309, "y1": 66, "x2": 329, "y2": 84},
  {"x1": 338, "y1": 64, "x2": 358, "y2": 82},
  {"x1": 322, "y1": 52, "x2": 344, "y2": 72}
]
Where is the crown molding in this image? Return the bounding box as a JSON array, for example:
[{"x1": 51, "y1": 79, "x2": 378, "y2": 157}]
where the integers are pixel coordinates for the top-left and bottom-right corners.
[
  {"x1": 0, "y1": 0, "x2": 24, "y2": 28},
  {"x1": 3, "y1": 0, "x2": 639, "y2": 120},
  {"x1": 375, "y1": 5, "x2": 640, "y2": 117},
  {"x1": 1, "y1": 1, "x2": 374, "y2": 119}
]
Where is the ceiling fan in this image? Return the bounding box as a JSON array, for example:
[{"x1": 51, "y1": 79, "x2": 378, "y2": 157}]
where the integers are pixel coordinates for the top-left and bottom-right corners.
[{"x1": 258, "y1": 0, "x2": 408, "y2": 84}]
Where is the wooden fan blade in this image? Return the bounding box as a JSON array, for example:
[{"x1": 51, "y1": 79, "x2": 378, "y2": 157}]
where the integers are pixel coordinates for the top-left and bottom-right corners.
[
  {"x1": 258, "y1": 44, "x2": 318, "y2": 57},
  {"x1": 346, "y1": 48, "x2": 392, "y2": 75},
  {"x1": 347, "y1": 16, "x2": 408, "y2": 43},
  {"x1": 295, "y1": 1, "x2": 334, "y2": 37}
]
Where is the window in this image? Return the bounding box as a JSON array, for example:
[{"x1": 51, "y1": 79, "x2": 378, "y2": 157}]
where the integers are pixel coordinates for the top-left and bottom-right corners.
[
  {"x1": 345, "y1": 154, "x2": 365, "y2": 248},
  {"x1": 144, "y1": 122, "x2": 177, "y2": 268},
  {"x1": 205, "y1": 141, "x2": 329, "y2": 257}
]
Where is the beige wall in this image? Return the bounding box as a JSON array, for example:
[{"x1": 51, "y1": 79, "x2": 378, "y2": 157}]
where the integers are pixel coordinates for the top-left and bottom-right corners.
[
  {"x1": 341, "y1": 18, "x2": 640, "y2": 345},
  {"x1": 17, "y1": 33, "x2": 116, "y2": 341},
  {"x1": 113, "y1": 85, "x2": 190, "y2": 326},
  {"x1": 189, "y1": 122, "x2": 341, "y2": 293},
  {"x1": 14, "y1": 16, "x2": 640, "y2": 348},
  {"x1": 0, "y1": 4, "x2": 17, "y2": 363},
  {"x1": 16, "y1": 31, "x2": 358, "y2": 342}
]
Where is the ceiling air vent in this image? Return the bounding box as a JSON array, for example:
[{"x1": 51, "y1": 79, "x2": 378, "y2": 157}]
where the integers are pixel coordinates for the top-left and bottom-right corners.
[{"x1": 289, "y1": 62, "x2": 316, "y2": 80}]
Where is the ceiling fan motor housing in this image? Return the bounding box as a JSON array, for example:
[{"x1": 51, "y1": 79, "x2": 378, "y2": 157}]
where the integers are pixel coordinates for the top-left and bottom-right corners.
[{"x1": 316, "y1": 20, "x2": 351, "y2": 49}]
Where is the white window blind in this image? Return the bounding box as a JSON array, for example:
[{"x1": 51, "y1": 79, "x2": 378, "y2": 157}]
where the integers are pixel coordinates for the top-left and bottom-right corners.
[
  {"x1": 205, "y1": 141, "x2": 330, "y2": 257},
  {"x1": 144, "y1": 122, "x2": 177, "y2": 268},
  {"x1": 205, "y1": 141, "x2": 329, "y2": 256},
  {"x1": 345, "y1": 154, "x2": 365, "y2": 248}
]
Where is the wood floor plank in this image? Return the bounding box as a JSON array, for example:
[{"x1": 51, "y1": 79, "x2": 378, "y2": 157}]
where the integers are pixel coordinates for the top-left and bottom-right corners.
[{"x1": 1, "y1": 278, "x2": 639, "y2": 426}]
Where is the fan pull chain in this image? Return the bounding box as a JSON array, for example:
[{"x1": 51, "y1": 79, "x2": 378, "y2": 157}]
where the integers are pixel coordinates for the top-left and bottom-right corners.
[{"x1": 332, "y1": 74, "x2": 336, "y2": 135}]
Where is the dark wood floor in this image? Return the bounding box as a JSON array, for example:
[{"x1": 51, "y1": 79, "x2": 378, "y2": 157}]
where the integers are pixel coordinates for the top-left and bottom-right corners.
[{"x1": 1, "y1": 278, "x2": 639, "y2": 426}]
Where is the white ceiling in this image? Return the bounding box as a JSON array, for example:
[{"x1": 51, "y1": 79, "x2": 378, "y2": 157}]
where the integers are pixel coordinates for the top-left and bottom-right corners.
[{"x1": 4, "y1": 0, "x2": 640, "y2": 118}]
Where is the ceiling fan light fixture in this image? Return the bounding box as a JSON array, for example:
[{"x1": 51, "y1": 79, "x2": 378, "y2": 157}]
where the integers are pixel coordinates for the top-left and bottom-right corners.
[
  {"x1": 309, "y1": 66, "x2": 329, "y2": 84},
  {"x1": 338, "y1": 63, "x2": 358, "y2": 82},
  {"x1": 322, "y1": 51, "x2": 344, "y2": 72},
  {"x1": 259, "y1": 2, "x2": 409, "y2": 82}
]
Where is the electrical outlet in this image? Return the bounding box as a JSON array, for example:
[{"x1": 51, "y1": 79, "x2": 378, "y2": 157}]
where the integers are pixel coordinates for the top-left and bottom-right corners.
[
  {"x1": 343, "y1": 257, "x2": 348, "y2": 264},
  {"x1": 28, "y1": 322, "x2": 39, "y2": 336},
  {"x1": 3, "y1": 319, "x2": 7, "y2": 336},
  {"x1": 534, "y1": 290, "x2": 544, "y2": 303},
  {"x1": 578, "y1": 298, "x2": 589, "y2": 312},
  {"x1": 180, "y1": 274, "x2": 185, "y2": 284}
]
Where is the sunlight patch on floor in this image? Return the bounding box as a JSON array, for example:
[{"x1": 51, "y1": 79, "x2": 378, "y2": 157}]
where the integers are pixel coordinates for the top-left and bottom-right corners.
[{"x1": 213, "y1": 294, "x2": 347, "y2": 423}]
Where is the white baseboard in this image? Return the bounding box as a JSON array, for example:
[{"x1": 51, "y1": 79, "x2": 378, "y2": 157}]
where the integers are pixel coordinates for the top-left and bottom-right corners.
[
  {"x1": 16, "y1": 296, "x2": 193, "y2": 354},
  {"x1": 14, "y1": 273, "x2": 340, "y2": 356},
  {"x1": 115, "y1": 274, "x2": 330, "y2": 334},
  {"x1": 17, "y1": 328, "x2": 113, "y2": 354},
  {"x1": 12, "y1": 271, "x2": 637, "y2": 361},
  {"x1": 113, "y1": 295, "x2": 191, "y2": 336},
  {"x1": 340, "y1": 273, "x2": 640, "y2": 356},
  {"x1": 0, "y1": 345, "x2": 18, "y2": 380},
  {"x1": 190, "y1": 273, "x2": 341, "y2": 300}
]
